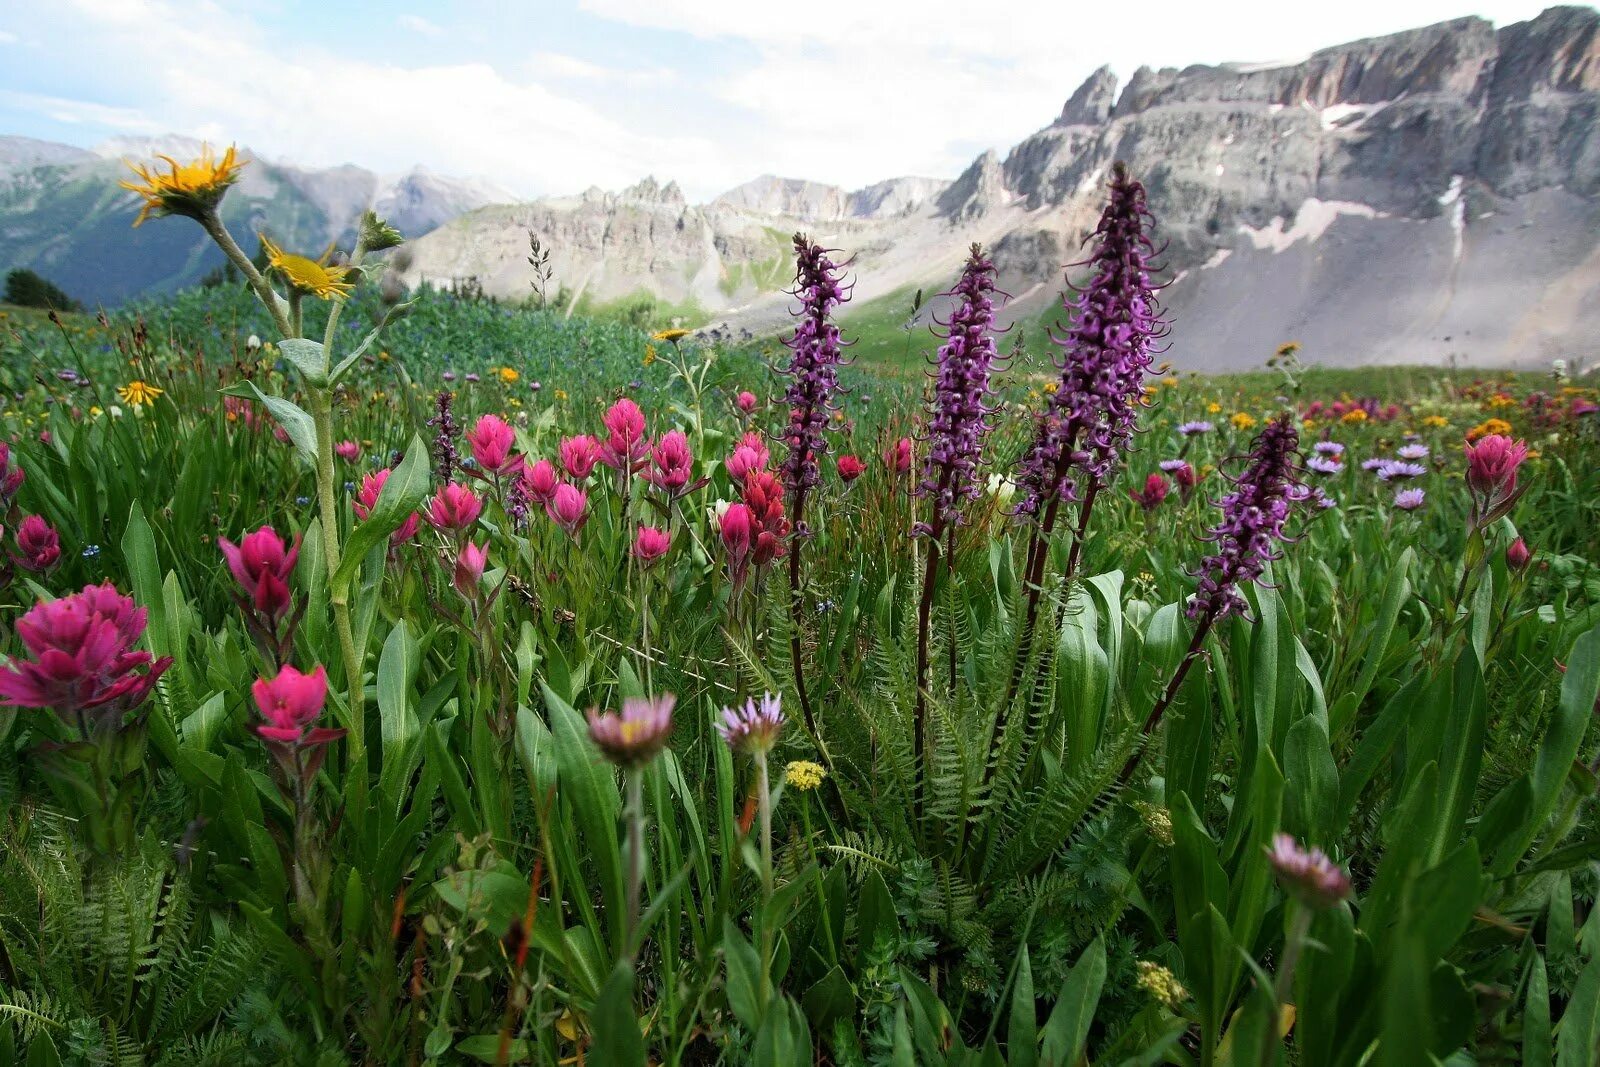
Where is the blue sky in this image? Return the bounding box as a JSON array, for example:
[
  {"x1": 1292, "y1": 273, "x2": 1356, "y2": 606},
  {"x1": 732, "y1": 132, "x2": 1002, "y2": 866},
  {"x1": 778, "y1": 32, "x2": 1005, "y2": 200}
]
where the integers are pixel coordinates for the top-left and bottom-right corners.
[{"x1": 0, "y1": 0, "x2": 1562, "y2": 201}]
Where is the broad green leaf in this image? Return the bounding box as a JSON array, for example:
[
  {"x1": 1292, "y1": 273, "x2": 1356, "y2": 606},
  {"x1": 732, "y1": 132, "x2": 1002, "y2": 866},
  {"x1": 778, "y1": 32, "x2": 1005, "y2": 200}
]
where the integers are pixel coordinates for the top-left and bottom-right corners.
[
  {"x1": 1040, "y1": 936, "x2": 1104, "y2": 1066},
  {"x1": 222, "y1": 381, "x2": 317, "y2": 467},
  {"x1": 333, "y1": 434, "x2": 429, "y2": 594},
  {"x1": 589, "y1": 964, "x2": 646, "y2": 1067},
  {"x1": 276, "y1": 337, "x2": 329, "y2": 384}
]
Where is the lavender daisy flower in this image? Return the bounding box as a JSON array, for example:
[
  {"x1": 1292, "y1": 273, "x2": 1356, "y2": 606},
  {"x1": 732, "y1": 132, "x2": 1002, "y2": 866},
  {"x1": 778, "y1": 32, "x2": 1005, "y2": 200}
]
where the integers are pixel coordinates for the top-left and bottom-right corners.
[
  {"x1": 1361, "y1": 457, "x2": 1389, "y2": 472},
  {"x1": 1187, "y1": 413, "x2": 1302, "y2": 620},
  {"x1": 1159, "y1": 459, "x2": 1188, "y2": 472},
  {"x1": 1397, "y1": 443, "x2": 1430, "y2": 460},
  {"x1": 1312, "y1": 441, "x2": 1345, "y2": 456},
  {"x1": 779, "y1": 235, "x2": 851, "y2": 512},
  {"x1": 1306, "y1": 455, "x2": 1343, "y2": 475},
  {"x1": 1267, "y1": 833, "x2": 1351, "y2": 909},
  {"x1": 1393, "y1": 487, "x2": 1426, "y2": 511},
  {"x1": 1177, "y1": 420, "x2": 1213, "y2": 437},
  {"x1": 917, "y1": 244, "x2": 1003, "y2": 533},
  {"x1": 1014, "y1": 163, "x2": 1165, "y2": 518},
  {"x1": 1376, "y1": 460, "x2": 1427, "y2": 481},
  {"x1": 587, "y1": 695, "x2": 675, "y2": 768},
  {"x1": 718, "y1": 692, "x2": 785, "y2": 754},
  {"x1": 1310, "y1": 487, "x2": 1338, "y2": 510}
]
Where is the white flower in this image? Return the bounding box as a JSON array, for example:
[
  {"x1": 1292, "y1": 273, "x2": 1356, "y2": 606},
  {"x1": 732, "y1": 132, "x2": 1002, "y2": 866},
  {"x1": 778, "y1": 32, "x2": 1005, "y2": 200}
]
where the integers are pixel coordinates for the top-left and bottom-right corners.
[{"x1": 246, "y1": 334, "x2": 262, "y2": 352}]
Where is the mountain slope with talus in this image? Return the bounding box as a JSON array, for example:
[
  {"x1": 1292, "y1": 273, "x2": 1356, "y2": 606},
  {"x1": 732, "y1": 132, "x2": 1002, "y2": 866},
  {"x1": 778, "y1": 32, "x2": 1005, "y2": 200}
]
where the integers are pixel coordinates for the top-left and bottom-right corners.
[{"x1": 399, "y1": 5, "x2": 1600, "y2": 369}]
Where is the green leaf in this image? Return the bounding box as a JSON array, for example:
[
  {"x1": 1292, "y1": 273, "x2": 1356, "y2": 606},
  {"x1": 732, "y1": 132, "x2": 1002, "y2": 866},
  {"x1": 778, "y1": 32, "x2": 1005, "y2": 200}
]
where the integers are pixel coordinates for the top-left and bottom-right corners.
[
  {"x1": 277, "y1": 337, "x2": 329, "y2": 385},
  {"x1": 589, "y1": 964, "x2": 645, "y2": 1066},
  {"x1": 543, "y1": 683, "x2": 624, "y2": 955},
  {"x1": 856, "y1": 869, "x2": 896, "y2": 974},
  {"x1": 222, "y1": 381, "x2": 317, "y2": 467},
  {"x1": 723, "y1": 916, "x2": 764, "y2": 1030},
  {"x1": 328, "y1": 302, "x2": 413, "y2": 384},
  {"x1": 1285, "y1": 715, "x2": 1338, "y2": 847},
  {"x1": 333, "y1": 434, "x2": 429, "y2": 594},
  {"x1": 1524, "y1": 952, "x2": 1552, "y2": 1067},
  {"x1": 1556, "y1": 951, "x2": 1600, "y2": 1067},
  {"x1": 802, "y1": 966, "x2": 853, "y2": 1034},
  {"x1": 1515, "y1": 623, "x2": 1600, "y2": 864},
  {"x1": 1008, "y1": 944, "x2": 1037, "y2": 1067},
  {"x1": 1039, "y1": 936, "x2": 1104, "y2": 1066},
  {"x1": 377, "y1": 619, "x2": 419, "y2": 806}
]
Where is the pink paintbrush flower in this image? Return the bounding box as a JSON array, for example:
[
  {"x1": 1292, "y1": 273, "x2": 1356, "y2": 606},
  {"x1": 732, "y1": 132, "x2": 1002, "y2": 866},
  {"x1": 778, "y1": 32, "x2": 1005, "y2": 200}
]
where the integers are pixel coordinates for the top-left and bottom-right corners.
[
  {"x1": 466, "y1": 413, "x2": 518, "y2": 475},
  {"x1": 13, "y1": 515, "x2": 61, "y2": 574},
  {"x1": 633, "y1": 525, "x2": 671, "y2": 566},
  {"x1": 559, "y1": 434, "x2": 601, "y2": 481},
  {"x1": 252, "y1": 663, "x2": 339, "y2": 746},
  {"x1": 427, "y1": 483, "x2": 483, "y2": 534},
  {"x1": 545, "y1": 483, "x2": 588, "y2": 537},
  {"x1": 219, "y1": 525, "x2": 299, "y2": 622}
]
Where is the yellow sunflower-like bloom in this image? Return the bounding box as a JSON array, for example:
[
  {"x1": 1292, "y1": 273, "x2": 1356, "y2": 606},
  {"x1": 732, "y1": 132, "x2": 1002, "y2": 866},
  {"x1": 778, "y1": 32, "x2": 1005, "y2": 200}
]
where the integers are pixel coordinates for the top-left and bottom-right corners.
[
  {"x1": 651, "y1": 328, "x2": 691, "y2": 342},
  {"x1": 116, "y1": 380, "x2": 165, "y2": 407},
  {"x1": 1230, "y1": 412, "x2": 1257, "y2": 431},
  {"x1": 120, "y1": 144, "x2": 244, "y2": 227},
  {"x1": 260, "y1": 235, "x2": 354, "y2": 300},
  {"x1": 785, "y1": 760, "x2": 826, "y2": 792},
  {"x1": 498, "y1": 367, "x2": 520, "y2": 384}
]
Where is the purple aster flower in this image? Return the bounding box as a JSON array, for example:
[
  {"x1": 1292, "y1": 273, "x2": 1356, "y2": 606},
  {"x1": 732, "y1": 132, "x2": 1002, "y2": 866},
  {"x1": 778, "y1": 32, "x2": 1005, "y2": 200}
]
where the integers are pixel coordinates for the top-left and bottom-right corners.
[
  {"x1": 1397, "y1": 443, "x2": 1430, "y2": 460},
  {"x1": 587, "y1": 695, "x2": 675, "y2": 767},
  {"x1": 464, "y1": 372, "x2": 480, "y2": 383},
  {"x1": 1393, "y1": 488, "x2": 1426, "y2": 511},
  {"x1": 1177, "y1": 420, "x2": 1214, "y2": 437},
  {"x1": 1187, "y1": 413, "x2": 1302, "y2": 620},
  {"x1": 442, "y1": 370, "x2": 457, "y2": 383},
  {"x1": 1310, "y1": 487, "x2": 1337, "y2": 510},
  {"x1": 1361, "y1": 457, "x2": 1389, "y2": 472},
  {"x1": 1013, "y1": 163, "x2": 1165, "y2": 519},
  {"x1": 718, "y1": 692, "x2": 785, "y2": 754},
  {"x1": 1376, "y1": 460, "x2": 1427, "y2": 481},
  {"x1": 917, "y1": 244, "x2": 1003, "y2": 533},
  {"x1": 1306, "y1": 455, "x2": 1343, "y2": 475},
  {"x1": 1159, "y1": 458, "x2": 1188, "y2": 472},
  {"x1": 779, "y1": 234, "x2": 851, "y2": 515},
  {"x1": 1312, "y1": 441, "x2": 1345, "y2": 456},
  {"x1": 1267, "y1": 833, "x2": 1351, "y2": 909}
]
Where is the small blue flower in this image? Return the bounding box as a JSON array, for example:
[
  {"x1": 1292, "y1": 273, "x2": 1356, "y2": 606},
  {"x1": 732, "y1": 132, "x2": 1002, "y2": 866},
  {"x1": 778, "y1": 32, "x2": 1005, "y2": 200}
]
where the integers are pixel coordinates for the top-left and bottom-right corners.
[
  {"x1": 296, "y1": 495, "x2": 311, "y2": 506},
  {"x1": 82, "y1": 544, "x2": 101, "y2": 558}
]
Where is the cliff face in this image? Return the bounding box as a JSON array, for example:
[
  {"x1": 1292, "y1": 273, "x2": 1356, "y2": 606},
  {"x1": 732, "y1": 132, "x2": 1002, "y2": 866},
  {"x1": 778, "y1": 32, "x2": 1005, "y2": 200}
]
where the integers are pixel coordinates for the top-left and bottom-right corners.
[{"x1": 396, "y1": 6, "x2": 1599, "y2": 367}]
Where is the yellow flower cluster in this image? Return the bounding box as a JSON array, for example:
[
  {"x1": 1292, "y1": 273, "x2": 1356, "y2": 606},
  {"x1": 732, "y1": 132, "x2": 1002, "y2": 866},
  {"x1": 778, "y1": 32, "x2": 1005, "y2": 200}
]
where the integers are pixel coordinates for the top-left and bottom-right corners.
[
  {"x1": 1468, "y1": 417, "x2": 1513, "y2": 441},
  {"x1": 1133, "y1": 802, "x2": 1174, "y2": 847},
  {"x1": 1340, "y1": 409, "x2": 1368, "y2": 424},
  {"x1": 785, "y1": 760, "x2": 827, "y2": 792},
  {"x1": 1136, "y1": 961, "x2": 1188, "y2": 1010},
  {"x1": 1421, "y1": 415, "x2": 1450, "y2": 428},
  {"x1": 1230, "y1": 412, "x2": 1257, "y2": 430},
  {"x1": 651, "y1": 328, "x2": 691, "y2": 342}
]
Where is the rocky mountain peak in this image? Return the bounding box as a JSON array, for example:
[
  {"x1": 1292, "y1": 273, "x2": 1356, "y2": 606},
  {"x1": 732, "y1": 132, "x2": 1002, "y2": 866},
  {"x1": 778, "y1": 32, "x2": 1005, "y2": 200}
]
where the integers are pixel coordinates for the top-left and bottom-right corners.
[
  {"x1": 1057, "y1": 65, "x2": 1118, "y2": 126},
  {"x1": 937, "y1": 149, "x2": 1010, "y2": 221},
  {"x1": 620, "y1": 176, "x2": 686, "y2": 207}
]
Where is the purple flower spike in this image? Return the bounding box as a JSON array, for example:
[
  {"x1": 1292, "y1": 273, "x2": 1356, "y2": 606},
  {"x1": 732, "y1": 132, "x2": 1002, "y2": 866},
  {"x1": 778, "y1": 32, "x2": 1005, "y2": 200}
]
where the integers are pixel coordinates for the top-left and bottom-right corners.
[
  {"x1": 1014, "y1": 163, "x2": 1165, "y2": 518},
  {"x1": 779, "y1": 235, "x2": 851, "y2": 516},
  {"x1": 1187, "y1": 413, "x2": 1302, "y2": 621},
  {"x1": 917, "y1": 244, "x2": 1003, "y2": 533},
  {"x1": 718, "y1": 692, "x2": 785, "y2": 754}
]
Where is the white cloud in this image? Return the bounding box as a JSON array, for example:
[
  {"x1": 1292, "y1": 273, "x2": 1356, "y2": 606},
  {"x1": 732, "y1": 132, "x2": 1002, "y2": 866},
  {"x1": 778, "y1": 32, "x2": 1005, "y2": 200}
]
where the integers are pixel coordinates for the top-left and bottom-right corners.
[
  {"x1": 0, "y1": 30, "x2": 19, "y2": 45},
  {"x1": 1, "y1": 91, "x2": 164, "y2": 133},
  {"x1": 397, "y1": 14, "x2": 443, "y2": 36},
  {"x1": 530, "y1": 51, "x2": 674, "y2": 88}
]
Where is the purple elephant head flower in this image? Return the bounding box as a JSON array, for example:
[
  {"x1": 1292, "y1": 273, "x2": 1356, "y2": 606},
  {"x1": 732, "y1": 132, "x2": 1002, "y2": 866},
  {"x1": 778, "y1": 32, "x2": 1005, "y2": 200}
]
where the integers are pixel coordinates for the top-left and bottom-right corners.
[
  {"x1": 1187, "y1": 413, "x2": 1303, "y2": 621},
  {"x1": 1014, "y1": 162, "x2": 1165, "y2": 520},
  {"x1": 917, "y1": 244, "x2": 1003, "y2": 534},
  {"x1": 779, "y1": 234, "x2": 851, "y2": 519}
]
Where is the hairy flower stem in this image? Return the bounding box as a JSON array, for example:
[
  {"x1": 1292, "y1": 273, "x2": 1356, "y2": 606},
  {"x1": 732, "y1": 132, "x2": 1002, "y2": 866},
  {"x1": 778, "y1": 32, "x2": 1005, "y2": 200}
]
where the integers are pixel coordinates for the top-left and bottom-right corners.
[
  {"x1": 755, "y1": 748, "x2": 775, "y2": 1011},
  {"x1": 624, "y1": 771, "x2": 644, "y2": 963},
  {"x1": 787, "y1": 533, "x2": 820, "y2": 742},
  {"x1": 200, "y1": 212, "x2": 292, "y2": 338},
  {"x1": 1259, "y1": 903, "x2": 1313, "y2": 1066},
  {"x1": 913, "y1": 524, "x2": 944, "y2": 819},
  {"x1": 311, "y1": 390, "x2": 365, "y2": 770},
  {"x1": 1118, "y1": 616, "x2": 1214, "y2": 787}
]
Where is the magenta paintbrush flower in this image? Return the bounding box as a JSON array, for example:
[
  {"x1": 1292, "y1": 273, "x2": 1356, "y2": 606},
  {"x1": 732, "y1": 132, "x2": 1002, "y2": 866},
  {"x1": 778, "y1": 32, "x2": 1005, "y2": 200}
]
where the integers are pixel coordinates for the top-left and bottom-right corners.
[
  {"x1": 560, "y1": 434, "x2": 601, "y2": 481},
  {"x1": 1506, "y1": 537, "x2": 1532, "y2": 572},
  {"x1": 599, "y1": 398, "x2": 651, "y2": 473},
  {"x1": 467, "y1": 413, "x2": 518, "y2": 475},
  {"x1": 646, "y1": 430, "x2": 693, "y2": 496},
  {"x1": 587, "y1": 694, "x2": 675, "y2": 767},
  {"x1": 454, "y1": 541, "x2": 488, "y2": 599},
  {"x1": 837, "y1": 454, "x2": 865, "y2": 482},
  {"x1": 13, "y1": 515, "x2": 61, "y2": 574},
  {"x1": 427, "y1": 482, "x2": 483, "y2": 534},
  {"x1": 0, "y1": 583, "x2": 172, "y2": 727},
  {"x1": 335, "y1": 440, "x2": 361, "y2": 463},
  {"x1": 1266, "y1": 833, "x2": 1351, "y2": 909},
  {"x1": 735, "y1": 391, "x2": 758, "y2": 414},
  {"x1": 0, "y1": 442, "x2": 24, "y2": 507},
  {"x1": 717, "y1": 692, "x2": 785, "y2": 754},
  {"x1": 545, "y1": 483, "x2": 588, "y2": 537},
  {"x1": 883, "y1": 437, "x2": 912, "y2": 475},
  {"x1": 726, "y1": 432, "x2": 771, "y2": 481},
  {"x1": 1129, "y1": 473, "x2": 1170, "y2": 511},
  {"x1": 1464, "y1": 433, "x2": 1528, "y2": 527},
  {"x1": 519, "y1": 458, "x2": 561, "y2": 506},
  {"x1": 252, "y1": 663, "x2": 338, "y2": 746},
  {"x1": 633, "y1": 525, "x2": 671, "y2": 566},
  {"x1": 219, "y1": 525, "x2": 299, "y2": 622}
]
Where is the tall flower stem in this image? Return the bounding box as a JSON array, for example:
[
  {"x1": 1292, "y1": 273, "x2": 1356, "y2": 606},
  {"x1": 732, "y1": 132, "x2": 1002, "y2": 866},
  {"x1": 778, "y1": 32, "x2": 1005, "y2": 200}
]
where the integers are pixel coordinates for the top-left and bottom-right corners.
[
  {"x1": 1117, "y1": 616, "x2": 1213, "y2": 786},
  {"x1": 1258, "y1": 903, "x2": 1313, "y2": 1066},
  {"x1": 200, "y1": 212, "x2": 292, "y2": 338},
  {"x1": 310, "y1": 389, "x2": 365, "y2": 762},
  {"x1": 624, "y1": 770, "x2": 645, "y2": 963},
  {"x1": 754, "y1": 748, "x2": 774, "y2": 1011}
]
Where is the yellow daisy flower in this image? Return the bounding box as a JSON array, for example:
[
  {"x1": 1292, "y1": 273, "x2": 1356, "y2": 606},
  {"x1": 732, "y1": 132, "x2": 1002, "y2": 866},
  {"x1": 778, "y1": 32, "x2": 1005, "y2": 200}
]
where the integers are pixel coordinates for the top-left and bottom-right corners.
[
  {"x1": 1207, "y1": 402, "x2": 1222, "y2": 414},
  {"x1": 120, "y1": 144, "x2": 243, "y2": 226},
  {"x1": 1340, "y1": 409, "x2": 1368, "y2": 424},
  {"x1": 116, "y1": 380, "x2": 165, "y2": 407},
  {"x1": 651, "y1": 328, "x2": 691, "y2": 342},
  {"x1": 498, "y1": 367, "x2": 520, "y2": 384},
  {"x1": 1230, "y1": 412, "x2": 1257, "y2": 430},
  {"x1": 1042, "y1": 381, "x2": 1059, "y2": 394},
  {"x1": 643, "y1": 344, "x2": 658, "y2": 366},
  {"x1": 260, "y1": 235, "x2": 354, "y2": 300}
]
